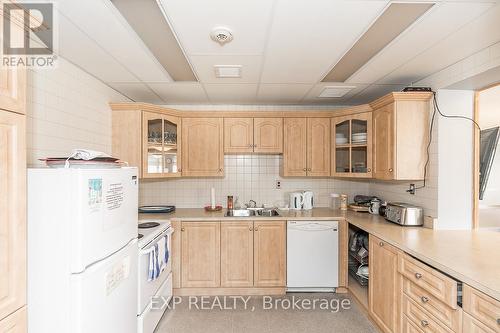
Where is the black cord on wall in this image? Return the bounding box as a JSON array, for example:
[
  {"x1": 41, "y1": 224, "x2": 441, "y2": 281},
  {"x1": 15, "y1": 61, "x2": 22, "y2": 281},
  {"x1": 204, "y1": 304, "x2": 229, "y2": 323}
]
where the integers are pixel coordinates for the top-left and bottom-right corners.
[{"x1": 414, "y1": 91, "x2": 481, "y2": 191}]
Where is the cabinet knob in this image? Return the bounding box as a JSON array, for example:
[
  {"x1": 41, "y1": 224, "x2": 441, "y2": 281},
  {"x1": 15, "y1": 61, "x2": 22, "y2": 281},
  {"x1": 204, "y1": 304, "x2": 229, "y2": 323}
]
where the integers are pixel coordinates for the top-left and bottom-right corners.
[
  {"x1": 421, "y1": 296, "x2": 429, "y2": 303},
  {"x1": 219, "y1": 168, "x2": 223, "y2": 172},
  {"x1": 253, "y1": 144, "x2": 257, "y2": 148},
  {"x1": 249, "y1": 227, "x2": 253, "y2": 231},
  {"x1": 254, "y1": 227, "x2": 259, "y2": 231},
  {"x1": 248, "y1": 144, "x2": 252, "y2": 147},
  {"x1": 388, "y1": 168, "x2": 393, "y2": 172},
  {"x1": 420, "y1": 320, "x2": 429, "y2": 327},
  {"x1": 303, "y1": 168, "x2": 307, "y2": 171},
  {"x1": 415, "y1": 272, "x2": 423, "y2": 279},
  {"x1": 181, "y1": 227, "x2": 185, "y2": 232},
  {"x1": 178, "y1": 168, "x2": 182, "y2": 172},
  {"x1": 367, "y1": 168, "x2": 371, "y2": 172},
  {"x1": 379, "y1": 242, "x2": 384, "y2": 247}
]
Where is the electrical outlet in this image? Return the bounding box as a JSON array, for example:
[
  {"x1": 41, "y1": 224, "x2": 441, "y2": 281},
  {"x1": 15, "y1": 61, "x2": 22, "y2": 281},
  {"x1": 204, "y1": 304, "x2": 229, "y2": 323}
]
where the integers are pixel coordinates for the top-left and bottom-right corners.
[
  {"x1": 276, "y1": 180, "x2": 281, "y2": 189},
  {"x1": 407, "y1": 184, "x2": 416, "y2": 195}
]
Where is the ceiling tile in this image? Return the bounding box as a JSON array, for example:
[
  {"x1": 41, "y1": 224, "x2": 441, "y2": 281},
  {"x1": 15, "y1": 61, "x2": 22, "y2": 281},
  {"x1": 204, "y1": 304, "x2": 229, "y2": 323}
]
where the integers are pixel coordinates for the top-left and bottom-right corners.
[
  {"x1": 159, "y1": 0, "x2": 274, "y2": 55},
  {"x1": 203, "y1": 84, "x2": 258, "y2": 103},
  {"x1": 57, "y1": 0, "x2": 173, "y2": 82},
  {"x1": 257, "y1": 84, "x2": 312, "y2": 103},
  {"x1": 260, "y1": 0, "x2": 388, "y2": 84},
  {"x1": 108, "y1": 83, "x2": 165, "y2": 103},
  {"x1": 347, "y1": 2, "x2": 494, "y2": 85},
  {"x1": 378, "y1": 3, "x2": 500, "y2": 85},
  {"x1": 148, "y1": 83, "x2": 209, "y2": 104},
  {"x1": 58, "y1": 15, "x2": 138, "y2": 82},
  {"x1": 189, "y1": 55, "x2": 262, "y2": 83}
]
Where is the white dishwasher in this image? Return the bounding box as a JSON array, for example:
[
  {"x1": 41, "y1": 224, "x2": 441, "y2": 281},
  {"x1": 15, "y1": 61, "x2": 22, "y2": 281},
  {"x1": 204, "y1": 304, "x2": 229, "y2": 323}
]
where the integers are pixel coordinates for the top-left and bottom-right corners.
[{"x1": 287, "y1": 221, "x2": 339, "y2": 292}]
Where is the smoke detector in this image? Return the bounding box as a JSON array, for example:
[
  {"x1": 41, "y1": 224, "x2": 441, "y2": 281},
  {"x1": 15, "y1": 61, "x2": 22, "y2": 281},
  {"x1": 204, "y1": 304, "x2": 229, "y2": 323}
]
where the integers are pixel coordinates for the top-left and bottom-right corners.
[{"x1": 210, "y1": 27, "x2": 233, "y2": 45}]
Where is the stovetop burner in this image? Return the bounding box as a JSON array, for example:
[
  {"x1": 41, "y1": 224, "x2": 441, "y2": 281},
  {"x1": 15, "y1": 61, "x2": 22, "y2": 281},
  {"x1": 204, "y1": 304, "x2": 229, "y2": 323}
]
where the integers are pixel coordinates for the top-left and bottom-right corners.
[
  {"x1": 138, "y1": 222, "x2": 160, "y2": 229},
  {"x1": 138, "y1": 233, "x2": 144, "y2": 239}
]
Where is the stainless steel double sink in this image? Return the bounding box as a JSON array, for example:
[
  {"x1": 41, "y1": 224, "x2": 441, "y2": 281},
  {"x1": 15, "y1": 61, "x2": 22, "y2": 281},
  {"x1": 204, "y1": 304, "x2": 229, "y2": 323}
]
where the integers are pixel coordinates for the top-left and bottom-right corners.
[{"x1": 224, "y1": 208, "x2": 280, "y2": 217}]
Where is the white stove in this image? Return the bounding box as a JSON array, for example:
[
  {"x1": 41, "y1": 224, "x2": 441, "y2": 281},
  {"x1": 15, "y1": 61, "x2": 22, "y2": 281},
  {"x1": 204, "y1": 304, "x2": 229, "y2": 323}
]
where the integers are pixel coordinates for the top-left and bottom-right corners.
[{"x1": 137, "y1": 219, "x2": 173, "y2": 333}]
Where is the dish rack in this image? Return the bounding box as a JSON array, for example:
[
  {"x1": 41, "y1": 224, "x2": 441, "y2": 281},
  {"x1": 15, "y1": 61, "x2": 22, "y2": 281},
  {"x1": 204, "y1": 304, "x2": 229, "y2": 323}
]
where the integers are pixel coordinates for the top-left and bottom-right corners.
[{"x1": 348, "y1": 258, "x2": 369, "y2": 286}]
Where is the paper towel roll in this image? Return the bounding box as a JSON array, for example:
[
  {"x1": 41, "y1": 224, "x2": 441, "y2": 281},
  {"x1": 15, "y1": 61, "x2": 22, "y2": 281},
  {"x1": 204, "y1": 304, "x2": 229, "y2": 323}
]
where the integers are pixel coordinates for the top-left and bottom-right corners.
[{"x1": 210, "y1": 188, "x2": 215, "y2": 209}]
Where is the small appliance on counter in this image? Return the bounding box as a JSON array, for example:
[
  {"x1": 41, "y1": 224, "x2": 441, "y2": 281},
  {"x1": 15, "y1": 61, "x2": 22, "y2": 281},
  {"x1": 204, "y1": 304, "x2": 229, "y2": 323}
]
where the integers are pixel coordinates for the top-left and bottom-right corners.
[
  {"x1": 139, "y1": 205, "x2": 175, "y2": 214},
  {"x1": 385, "y1": 203, "x2": 424, "y2": 226},
  {"x1": 302, "y1": 190, "x2": 314, "y2": 210},
  {"x1": 289, "y1": 192, "x2": 304, "y2": 210}
]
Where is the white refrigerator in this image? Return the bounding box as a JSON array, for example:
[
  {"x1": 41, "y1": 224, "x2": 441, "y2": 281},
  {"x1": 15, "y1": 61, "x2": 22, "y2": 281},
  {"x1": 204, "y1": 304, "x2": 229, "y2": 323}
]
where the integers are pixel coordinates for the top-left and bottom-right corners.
[{"x1": 27, "y1": 167, "x2": 139, "y2": 333}]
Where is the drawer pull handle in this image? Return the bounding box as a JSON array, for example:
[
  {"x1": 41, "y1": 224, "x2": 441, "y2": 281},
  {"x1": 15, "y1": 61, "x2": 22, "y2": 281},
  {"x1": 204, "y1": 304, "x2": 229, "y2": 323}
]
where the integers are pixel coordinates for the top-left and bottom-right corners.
[
  {"x1": 421, "y1": 296, "x2": 429, "y2": 303},
  {"x1": 421, "y1": 320, "x2": 429, "y2": 327},
  {"x1": 181, "y1": 227, "x2": 185, "y2": 232},
  {"x1": 379, "y1": 242, "x2": 384, "y2": 247},
  {"x1": 415, "y1": 272, "x2": 423, "y2": 279}
]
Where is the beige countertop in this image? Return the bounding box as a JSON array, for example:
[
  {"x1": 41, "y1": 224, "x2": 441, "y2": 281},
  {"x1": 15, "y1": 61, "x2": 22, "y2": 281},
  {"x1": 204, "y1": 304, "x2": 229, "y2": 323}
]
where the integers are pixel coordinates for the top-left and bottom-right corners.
[{"x1": 139, "y1": 207, "x2": 500, "y2": 301}]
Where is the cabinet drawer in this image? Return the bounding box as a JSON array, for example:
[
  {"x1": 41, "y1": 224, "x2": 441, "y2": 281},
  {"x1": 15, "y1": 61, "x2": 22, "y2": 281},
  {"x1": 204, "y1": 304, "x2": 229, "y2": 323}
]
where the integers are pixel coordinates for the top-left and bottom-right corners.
[
  {"x1": 399, "y1": 254, "x2": 457, "y2": 309},
  {"x1": 463, "y1": 312, "x2": 496, "y2": 333},
  {"x1": 463, "y1": 284, "x2": 500, "y2": 332},
  {"x1": 403, "y1": 278, "x2": 462, "y2": 332},
  {"x1": 402, "y1": 314, "x2": 425, "y2": 333},
  {"x1": 402, "y1": 295, "x2": 454, "y2": 333}
]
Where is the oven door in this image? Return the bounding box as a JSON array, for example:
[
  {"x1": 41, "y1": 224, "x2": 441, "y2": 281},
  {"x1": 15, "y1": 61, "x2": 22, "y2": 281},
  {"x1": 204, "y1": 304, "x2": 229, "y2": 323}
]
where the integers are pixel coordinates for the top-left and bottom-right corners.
[{"x1": 138, "y1": 227, "x2": 173, "y2": 314}]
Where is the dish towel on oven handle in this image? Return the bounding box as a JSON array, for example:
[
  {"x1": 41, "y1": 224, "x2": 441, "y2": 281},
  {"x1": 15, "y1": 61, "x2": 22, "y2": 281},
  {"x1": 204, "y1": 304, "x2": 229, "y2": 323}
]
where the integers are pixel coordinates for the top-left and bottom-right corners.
[{"x1": 147, "y1": 235, "x2": 170, "y2": 281}]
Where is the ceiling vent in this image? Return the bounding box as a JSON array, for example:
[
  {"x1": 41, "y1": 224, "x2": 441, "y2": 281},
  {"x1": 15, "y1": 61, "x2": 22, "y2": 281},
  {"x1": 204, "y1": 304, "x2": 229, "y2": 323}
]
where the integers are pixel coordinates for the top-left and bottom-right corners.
[
  {"x1": 318, "y1": 86, "x2": 356, "y2": 98},
  {"x1": 210, "y1": 27, "x2": 234, "y2": 45},
  {"x1": 214, "y1": 65, "x2": 242, "y2": 78}
]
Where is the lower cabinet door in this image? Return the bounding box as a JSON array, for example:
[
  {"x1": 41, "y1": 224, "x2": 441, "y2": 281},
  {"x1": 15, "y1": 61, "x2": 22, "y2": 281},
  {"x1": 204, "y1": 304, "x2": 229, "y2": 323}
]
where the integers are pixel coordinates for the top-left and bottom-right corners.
[
  {"x1": 220, "y1": 221, "x2": 254, "y2": 287},
  {"x1": 369, "y1": 235, "x2": 401, "y2": 333},
  {"x1": 0, "y1": 307, "x2": 26, "y2": 333},
  {"x1": 463, "y1": 313, "x2": 496, "y2": 333},
  {"x1": 0, "y1": 111, "x2": 26, "y2": 320},
  {"x1": 181, "y1": 222, "x2": 220, "y2": 288},
  {"x1": 253, "y1": 221, "x2": 286, "y2": 287}
]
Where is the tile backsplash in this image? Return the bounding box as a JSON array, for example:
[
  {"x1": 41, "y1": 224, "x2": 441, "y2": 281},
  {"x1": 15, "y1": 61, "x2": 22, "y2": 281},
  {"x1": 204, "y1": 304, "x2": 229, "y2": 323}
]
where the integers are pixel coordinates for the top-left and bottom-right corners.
[{"x1": 139, "y1": 155, "x2": 370, "y2": 208}]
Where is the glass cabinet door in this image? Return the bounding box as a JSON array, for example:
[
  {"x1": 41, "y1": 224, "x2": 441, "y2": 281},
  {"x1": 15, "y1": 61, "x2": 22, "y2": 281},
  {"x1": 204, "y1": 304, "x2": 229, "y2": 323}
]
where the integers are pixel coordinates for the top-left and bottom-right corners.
[
  {"x1": 162, "y1": 116, "x2": 180, "y2": 175},
  {"x1": 334, "y1": 119, "x2": 351, "y2": 174},
  {"x1": 145, "y1": 113, "x2": 164, "y2": 175},
  {"x1": 143, "y1": 112, "x2": 181, "y2": 178},
  {"x1": 332, "y1": 112, "x2": 372, "y2": 178}
]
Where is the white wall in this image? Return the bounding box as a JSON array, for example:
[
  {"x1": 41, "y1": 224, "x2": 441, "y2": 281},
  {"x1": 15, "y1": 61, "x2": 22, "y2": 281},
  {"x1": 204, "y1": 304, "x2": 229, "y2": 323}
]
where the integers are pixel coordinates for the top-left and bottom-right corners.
[
  {"x1": 435, "y1": 90, "x2": 475, "y2": 229},
  {"x1": 140, "y1": 155, "x2": 370, "y2": 208},
  {"x1": 26, "y1": 58, "x2": 130, "y2": 166}
]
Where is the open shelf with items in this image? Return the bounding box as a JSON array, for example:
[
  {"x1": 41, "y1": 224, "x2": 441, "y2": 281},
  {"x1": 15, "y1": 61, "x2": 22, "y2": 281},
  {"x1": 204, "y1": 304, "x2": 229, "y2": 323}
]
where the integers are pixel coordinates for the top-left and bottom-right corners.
[
  {"x1": 332, "y1": 112, "x2": 372, "y2": 178},
  {"x1": 348, "y1": 223, "x2": 369, "y2": 308}
]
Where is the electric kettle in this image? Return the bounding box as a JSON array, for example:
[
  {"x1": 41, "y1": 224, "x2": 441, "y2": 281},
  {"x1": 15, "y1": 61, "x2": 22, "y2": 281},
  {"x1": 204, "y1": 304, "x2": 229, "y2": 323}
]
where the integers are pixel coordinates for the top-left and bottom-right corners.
[
  {"x1": 289, "y1": 192, "x2": 304, "y2": 210},
  {"x1": 302, "y1": 190, "x2": 314, "y2": 210}
]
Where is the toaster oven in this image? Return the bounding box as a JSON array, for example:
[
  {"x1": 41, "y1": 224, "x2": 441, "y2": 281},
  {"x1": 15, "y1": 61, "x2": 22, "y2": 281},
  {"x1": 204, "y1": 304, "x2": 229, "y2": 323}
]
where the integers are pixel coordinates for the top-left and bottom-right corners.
[{"x1": 385, "y1": 203, "x2": 423, "y2": 226}]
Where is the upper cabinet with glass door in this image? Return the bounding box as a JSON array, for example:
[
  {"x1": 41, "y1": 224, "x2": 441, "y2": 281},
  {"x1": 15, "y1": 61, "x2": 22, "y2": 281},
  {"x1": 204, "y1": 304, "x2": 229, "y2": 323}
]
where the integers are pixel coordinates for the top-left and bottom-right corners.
[
  {"x1": 332, "y1": 112, "x2": 372, "y2": 178},
  {"x1": 143, "y1": 111, "x2": 181, "y2": 178}
]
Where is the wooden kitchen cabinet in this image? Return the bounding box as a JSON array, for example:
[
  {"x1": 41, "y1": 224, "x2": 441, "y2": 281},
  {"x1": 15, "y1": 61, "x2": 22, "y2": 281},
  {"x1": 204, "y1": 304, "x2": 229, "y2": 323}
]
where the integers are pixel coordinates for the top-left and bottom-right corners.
[
  {"x1": 332, "y1": 112, "x2": 372, "y2": 178},
  {"x1": 253, "y1": 118, "x2": 283, "y2": 153},
  {"x1": 181, "y1": 222, "x2": 220, "y2": 288},
  {"x1": 283, "y1": 118, "x2": 307, "y2": 176},
  {"x1": 371, "y1": 93, "x2": 431, "y2": 180},
  {"x1": 182, "y1": 118, "x2": 224, "y2": 176},
  {"x1": 224, "y1": 117, "x2": 283, "y2": 154},
  {"x1": 220, "y1": 221, "x2": 254, "y2": 287},
  {"x1": 369, "y1": 234, "x2": 401, "y2": 333},
  {"x1": 282, "y1": 118, "x2": 330, "y2": 177},
  {"x1": 0, "y1": 307, "x2": 26, "y2": 333},
  {"x1": 224, "y1": 118, "x2": 254, "y2": 153},
  {"x1": 253, "y1": 221, "x2": 286, "y2": 287},
  {"x1": 112, "y1": 109, "x2": 182, "y2": 178},
  {"x1": 0, "y1": 111, "x2": 26, "y2": 321},
  {"x1": 307, "y1": 118, "x2": 331, "y2": 177},
  {"x1": 0, "y1": 7, "x2": 26, "y2": 115}
]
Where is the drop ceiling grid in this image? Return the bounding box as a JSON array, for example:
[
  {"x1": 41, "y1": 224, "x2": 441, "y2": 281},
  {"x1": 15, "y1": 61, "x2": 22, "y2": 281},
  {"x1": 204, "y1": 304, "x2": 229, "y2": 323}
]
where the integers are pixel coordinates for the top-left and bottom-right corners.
[
  {"x1": 57, "y1": 0, "x2": 173, "y2": 83},
  {"x1": 376, "y1": 1, "x2": 500, "y2": 85},
  {"x1": 346, "y1": 1, "x2": 495, "y2": 86}
]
